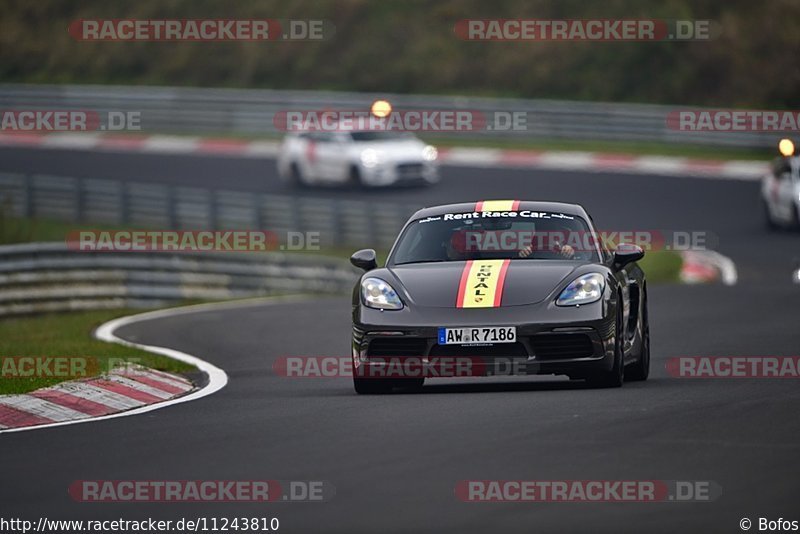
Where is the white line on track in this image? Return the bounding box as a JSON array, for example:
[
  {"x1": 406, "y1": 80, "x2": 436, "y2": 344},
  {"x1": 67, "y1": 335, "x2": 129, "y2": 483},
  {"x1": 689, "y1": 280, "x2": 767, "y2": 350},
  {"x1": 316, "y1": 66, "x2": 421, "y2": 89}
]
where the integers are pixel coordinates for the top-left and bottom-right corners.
[{"x1": 0, "y1": 295, "x2": 311, "y2": 434}]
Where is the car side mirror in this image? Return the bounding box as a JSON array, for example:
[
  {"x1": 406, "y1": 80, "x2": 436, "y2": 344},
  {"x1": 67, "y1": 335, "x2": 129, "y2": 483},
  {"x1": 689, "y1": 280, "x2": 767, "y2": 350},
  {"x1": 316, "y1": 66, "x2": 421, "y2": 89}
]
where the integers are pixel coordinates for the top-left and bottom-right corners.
[
  {"x1": 613, "y1": 243, "x2": 644, "y2": 268},
  {"x1": 350, "y1": 249, "x2": 378, "y2": 271}
]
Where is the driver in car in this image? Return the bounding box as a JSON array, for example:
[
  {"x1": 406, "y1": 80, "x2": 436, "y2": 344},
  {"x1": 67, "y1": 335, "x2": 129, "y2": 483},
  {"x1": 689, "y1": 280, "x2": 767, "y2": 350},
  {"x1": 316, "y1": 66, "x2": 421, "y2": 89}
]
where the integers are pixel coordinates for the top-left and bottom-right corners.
[{"x1": 444, "y1": 225, "x2": 575, "y2": 260}]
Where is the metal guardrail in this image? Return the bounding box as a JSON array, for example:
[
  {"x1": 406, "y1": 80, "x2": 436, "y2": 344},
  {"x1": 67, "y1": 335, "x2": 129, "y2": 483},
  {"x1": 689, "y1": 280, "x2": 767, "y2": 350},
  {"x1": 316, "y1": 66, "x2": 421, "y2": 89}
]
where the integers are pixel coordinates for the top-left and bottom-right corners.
[
  {"x1": 0, "y1": 171, "x2": 405, "y2": 316},
  {"x1": 0, "y1": 172, "x2": 417, "y2": 250},
  {"x1": 0, "y1": 242, "x2": 359, "y2": 316},
  {"x1": 0, "y1": 83, "x2": 781, "y2": 149}
]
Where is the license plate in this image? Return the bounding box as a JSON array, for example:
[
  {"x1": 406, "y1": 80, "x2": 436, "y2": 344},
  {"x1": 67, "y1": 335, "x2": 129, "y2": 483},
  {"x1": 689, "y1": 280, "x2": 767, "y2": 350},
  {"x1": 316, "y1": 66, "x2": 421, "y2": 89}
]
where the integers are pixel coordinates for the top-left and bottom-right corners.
[{"x1": 437, "y1": 326, "x2": 517, "y2": 345}]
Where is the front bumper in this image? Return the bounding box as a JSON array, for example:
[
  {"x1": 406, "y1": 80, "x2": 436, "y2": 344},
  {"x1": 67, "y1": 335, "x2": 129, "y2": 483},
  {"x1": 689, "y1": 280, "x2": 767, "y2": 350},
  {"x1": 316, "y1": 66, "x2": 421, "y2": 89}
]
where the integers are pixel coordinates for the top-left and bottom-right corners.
[
  {"x1": 352, "y1": 303, "x2": 616, "y2": 379},
  {"x1": 362, "y1": 161, "x2": 439, "y2": 186}
]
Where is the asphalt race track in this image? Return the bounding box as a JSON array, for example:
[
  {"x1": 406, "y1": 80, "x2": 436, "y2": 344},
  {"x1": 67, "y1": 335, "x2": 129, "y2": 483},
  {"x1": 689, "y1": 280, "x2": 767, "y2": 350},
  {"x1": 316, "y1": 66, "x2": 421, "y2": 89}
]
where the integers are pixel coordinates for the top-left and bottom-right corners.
[{"x1": 1, "y1": 146, "x2": 799, "y2": 533}]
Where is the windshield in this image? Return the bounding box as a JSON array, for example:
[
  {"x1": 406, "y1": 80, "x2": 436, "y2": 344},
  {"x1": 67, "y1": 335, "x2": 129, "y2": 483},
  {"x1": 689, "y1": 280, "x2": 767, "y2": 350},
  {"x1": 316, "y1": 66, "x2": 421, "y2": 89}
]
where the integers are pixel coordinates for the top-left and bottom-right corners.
[
  {"x1": 350, "y1": 131, "x2": 415, "y2": 142},
  {"x1": 390, "y1": 210, "x2": 600, "y2": 264}
]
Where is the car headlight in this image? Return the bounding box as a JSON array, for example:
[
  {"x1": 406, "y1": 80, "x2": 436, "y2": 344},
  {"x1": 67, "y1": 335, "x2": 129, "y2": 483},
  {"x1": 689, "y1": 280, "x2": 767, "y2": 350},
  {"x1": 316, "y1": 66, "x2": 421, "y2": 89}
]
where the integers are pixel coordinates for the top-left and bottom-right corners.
[
  {"x1": 556, "y1": 273, "x2": 605, "y2": 307},
  {"x1": 422, "y1": 145, "x2": 438, "y2": 161},
  {"x1": 360, "y1": 149, "x2": 381, "y2": 168},
  {"x1": 361, "y1": 277, "x2": 404, "y2": 310}
]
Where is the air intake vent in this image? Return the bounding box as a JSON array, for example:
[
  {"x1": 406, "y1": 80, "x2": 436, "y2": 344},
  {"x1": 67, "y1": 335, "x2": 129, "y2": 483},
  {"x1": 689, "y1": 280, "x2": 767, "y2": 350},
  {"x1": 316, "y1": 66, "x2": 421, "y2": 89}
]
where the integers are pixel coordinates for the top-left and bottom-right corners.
[
  {"x1": 531, "y1": 334, "x2": 594, "y2": 359},
  {"x1": 367, "y1": 338, "x2": 428, "y2": 358}
]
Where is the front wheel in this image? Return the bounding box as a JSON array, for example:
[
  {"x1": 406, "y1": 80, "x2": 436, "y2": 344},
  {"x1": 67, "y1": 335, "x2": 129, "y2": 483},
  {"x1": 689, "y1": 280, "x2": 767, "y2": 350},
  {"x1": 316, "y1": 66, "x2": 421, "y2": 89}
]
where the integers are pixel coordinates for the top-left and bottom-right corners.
[
  {"x1": 625, "y1": 293, "x2": 650, "y2": 381},
  {"x1": 353, "y1": 377, "x2": 393, "y2": 394},
  {"x1": 349, "y1": 165, "x2": 365, "y2": 189},
  {"x1": 587, "y1": 305, "x2": 624, "y2": 388},
  {"x1": 289, "y1": 162, "x2": 308, "y2": 188}
]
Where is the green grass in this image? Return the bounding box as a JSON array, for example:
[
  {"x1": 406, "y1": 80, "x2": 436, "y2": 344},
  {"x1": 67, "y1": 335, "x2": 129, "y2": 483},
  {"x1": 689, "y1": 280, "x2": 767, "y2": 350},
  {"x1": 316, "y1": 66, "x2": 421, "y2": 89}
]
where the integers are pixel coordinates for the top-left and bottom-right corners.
[
  {"x1": 0, "y1": 214, "x2": 125, "y2": 246},
  {"x1": 3, "y1": 1, "x2": 795, "y2": 110},
  {"x1": 640, "y1": 250, "x2": 683, "y2": 284},
  {"x1": 0, "y1": 309, "x2": 195, "y2": 395}
]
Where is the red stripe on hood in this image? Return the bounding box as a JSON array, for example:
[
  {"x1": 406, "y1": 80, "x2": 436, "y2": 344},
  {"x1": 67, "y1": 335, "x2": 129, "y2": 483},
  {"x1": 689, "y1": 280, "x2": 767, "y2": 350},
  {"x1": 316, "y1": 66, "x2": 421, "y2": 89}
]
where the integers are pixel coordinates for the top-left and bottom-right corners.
[
  {"x1": 493, "y1": 259, "x2": 511, "y2": 307},
  {"x1": 456, "y1": 260, "x2": 474, "y2": 308}
]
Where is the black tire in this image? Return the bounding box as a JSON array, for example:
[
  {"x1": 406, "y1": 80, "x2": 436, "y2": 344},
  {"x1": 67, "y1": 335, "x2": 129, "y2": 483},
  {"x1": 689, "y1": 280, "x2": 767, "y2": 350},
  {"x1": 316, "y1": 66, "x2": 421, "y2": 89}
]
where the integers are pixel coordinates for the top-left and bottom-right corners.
[
  {"x1": 353, "y1": 377, "x2": 394, "y2": 394},
  {"x1": 349, "y1": 165, "x2": 364, "y2": 189},
  {"x1": 289, "y1": 162, "x2": 307, "y2": 188},
  {"x1": 625, "y1": 292, "x2": 650, "y2": 381},
  {"x1": 587, "y1": 302, "x2": 624, "y2": 388}
]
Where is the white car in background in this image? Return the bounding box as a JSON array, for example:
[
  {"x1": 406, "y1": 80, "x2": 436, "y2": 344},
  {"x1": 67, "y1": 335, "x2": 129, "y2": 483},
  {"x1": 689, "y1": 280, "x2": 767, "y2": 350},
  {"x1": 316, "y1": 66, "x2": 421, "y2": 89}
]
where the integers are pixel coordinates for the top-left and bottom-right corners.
[
  {"x1": 277, "y1": 130, "x2": 439, "y2": 187},
  {"x1": 762, "y1": 139, "x2": 800, "y2": 230}
]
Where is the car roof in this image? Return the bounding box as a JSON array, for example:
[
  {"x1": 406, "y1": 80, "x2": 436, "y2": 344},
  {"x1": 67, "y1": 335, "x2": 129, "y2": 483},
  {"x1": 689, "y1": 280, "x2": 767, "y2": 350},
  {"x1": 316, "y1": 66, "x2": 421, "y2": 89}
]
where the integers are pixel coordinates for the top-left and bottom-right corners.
[{"x1": 410, "y1": 200, "x2": 590, "y2": 220}]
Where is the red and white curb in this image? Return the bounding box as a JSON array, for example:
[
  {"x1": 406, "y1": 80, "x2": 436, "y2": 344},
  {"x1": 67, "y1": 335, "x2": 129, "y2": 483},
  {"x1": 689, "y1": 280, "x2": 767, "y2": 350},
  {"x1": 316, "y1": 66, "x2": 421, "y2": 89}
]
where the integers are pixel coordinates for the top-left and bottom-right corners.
[
  {"x1": 0, "y1": 296, "x2": 314, "y2": 434},
  {"x1": 0, "y1": 131, "x2": 767, "y2": 180},
  {"x1": 680, "y1": 250, "x2": 738, "y2": 286},
  {"x1": 0, "y1": 364, "x2": 194, "y2": 430},
  {"x1": 0, "y1": 301, "x2": 239, "y2": 434},
  {"x1": 440, "y1": 147, "x2": 766, "y2": 181}
]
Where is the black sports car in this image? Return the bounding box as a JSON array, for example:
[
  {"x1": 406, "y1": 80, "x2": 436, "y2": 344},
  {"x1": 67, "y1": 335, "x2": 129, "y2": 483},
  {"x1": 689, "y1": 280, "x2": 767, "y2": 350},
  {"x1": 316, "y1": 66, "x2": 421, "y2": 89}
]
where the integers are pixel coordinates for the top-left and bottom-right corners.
[{"x1": 350, "y1": 200, "x2": 649, "y2": 394}]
